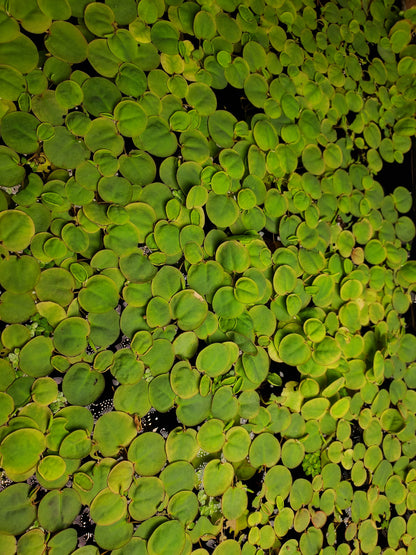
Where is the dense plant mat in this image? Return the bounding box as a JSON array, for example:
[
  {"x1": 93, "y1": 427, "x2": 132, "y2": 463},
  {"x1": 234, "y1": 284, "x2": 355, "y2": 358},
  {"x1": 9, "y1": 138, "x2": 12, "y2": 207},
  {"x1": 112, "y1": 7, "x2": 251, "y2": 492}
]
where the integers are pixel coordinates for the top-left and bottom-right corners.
[{"x1": 0, "y1": 0, "x2": 416, "y2": 553}]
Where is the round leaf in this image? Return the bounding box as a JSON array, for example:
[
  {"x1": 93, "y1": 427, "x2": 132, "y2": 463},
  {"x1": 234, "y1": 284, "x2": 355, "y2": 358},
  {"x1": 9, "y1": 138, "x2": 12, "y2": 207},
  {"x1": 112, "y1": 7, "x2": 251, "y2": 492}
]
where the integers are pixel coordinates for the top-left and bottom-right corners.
[
  {"x1": 78, "y1": 275, "x2": 119, "y2": 313},
  {"x1": 249, "y1": 433, "x2": 281, "y2": 468},
  {"x1": 0, "y1": 484, "x2": 36, "y2": 535},
  {"x1": 53, "y1": 317, "x2": 90, "y2": 357},
  {"x1": 62, "y1": 363, "x2": 105, "y2": 406},
  {"x1": 203, "y1": 459, "x2": 234, "y2": 497},
  {"x1": 90, "y1": 488, "x2": 127, "y2": 526},
  {"x1": 147, "y1": 520, "x2": 186, "y2": 555},
  {"x1": 93, "y1": 411, "x2": 137, "y2": 457},
  {"x1": 0, "y1": 210, "x2": 35, "y2": 251},
  {"x1": 1, "y1": 428, "x2": 45, "y2": 476},
  {"x1": 128, "y1": 432, "x2": 166, "y2": 476},
  {"x1": 45, "y1": 22, "x2": 88, "y2": 63},
  {"x1": 279, "y1": 334, "x2": 311, "y2": 366},
  {"x1": 38, "y1": 489, "x2": 81, "y2": 532}
]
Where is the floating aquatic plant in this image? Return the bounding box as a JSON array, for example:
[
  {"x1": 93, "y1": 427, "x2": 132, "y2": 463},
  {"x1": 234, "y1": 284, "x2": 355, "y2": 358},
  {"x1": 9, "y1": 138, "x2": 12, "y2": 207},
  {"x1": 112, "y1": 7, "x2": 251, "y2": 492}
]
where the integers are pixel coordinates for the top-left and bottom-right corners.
[{"x1": 0, "y1": 0, "x2": 416, "y2": 553}]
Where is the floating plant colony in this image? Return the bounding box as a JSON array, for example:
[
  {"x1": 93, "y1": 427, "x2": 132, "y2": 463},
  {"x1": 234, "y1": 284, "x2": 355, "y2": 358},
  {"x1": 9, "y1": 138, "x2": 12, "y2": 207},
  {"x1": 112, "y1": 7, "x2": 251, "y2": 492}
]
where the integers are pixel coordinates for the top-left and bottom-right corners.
[{"x1": 0, "y1": 0, "x2": 416, "y2": 553}]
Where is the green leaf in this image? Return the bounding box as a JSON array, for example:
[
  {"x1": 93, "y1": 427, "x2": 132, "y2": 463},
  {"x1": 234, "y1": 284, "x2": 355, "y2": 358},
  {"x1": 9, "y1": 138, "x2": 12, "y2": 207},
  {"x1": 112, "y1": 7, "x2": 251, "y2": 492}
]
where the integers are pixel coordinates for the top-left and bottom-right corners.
[
  {"x1": 208, "y1": 110, "x2": 237, "y2": 148},
  {"x1": 37, "y1": 455, "x2": 67, "y2": 482},
  {"x1": 212, "y1": 286, "x2": 245, "y2": 318},
  {"x1": 0, "y1": 392, "x2": 14, "y2": 426},
  {"x1": 177, "y1": 390, "x2": 212, "y2": 426},
  {"x1": 212, "y1": 386, "x2": 238, "y2": 422},
  {"x1": 387, "y1": 516, "x2": 406, "y2": 550},
  {"x1": 234, "y1": 277, "x2": 260, "y2": 304},
  {"x1": 93, "y1": 411, "x2": 137, "y2": 457},
  {"x1": 364, "y1": 122, "x2": 382, "y2": 149},
  {"x1": 116, "y1": 63, "x2": 147, "y2": 97},
  {"x1": 38, "y1": 0, "x2": 71, "y2": 19},
  {"x1": 273, "y1": 265, "x2": 297, "y2": 295},
  {"x1": 254, "y1": 119, "x2": 278, "y2": 151},
  {"x1": 196, "y1": 342, "x2": 234, "y2": 378},
  {"x1": 203, "y1": 459, "x2": 234, "y2": 496},
  {"x1": 140, "y1": 338, "x2": 174, "y2": 376},
  {"x1": 171, "y1": 289, "x2": 208, "y2": 331},
  {"x1": 398, "y1": 333, "x2": 416, "y2": 363},
  {"x1": 54, "y1": 317, "x2": 90, "y2": 357},
  {"x1": 149, "y1": 374, "x2": 175, "y2": 412},
  {"x1": 128, "y1": 432, "x2": 166, "y2": 476},
  {"x1": 279, "y1": 334, "x2": 311, "y2": 366},
  {"x1": 313, "y1": 336, "x2": 341, "y2": 366},
  {"x1": 244, "y1": 73, "x2": 268, "y2": 108},
  {"x1": 38, "y1": 489, "x2": 81, "y2": 533},
  {"x1": 380, "y1": 408, "x2": 405, "y2": 433},
  {"x1": 186, "y1": 82, "x2": 217, "y2": 116},
  {"x1": 281, "y1": 93, "x2": 300, "y2": 120},
  {"x1": 222, "y1": 486, "x2": 248, "y2": 520},
  {"x1": 168, "y1": 491, "x2": 198, "y2": 525},
  {"x1": 216, "y1": 240, "x2": 250, "y2": 274},
  {"x1": 0, "y1": 33, "x2": 39, "y2": 73},
  {"x1": 281, "y1": 439, "x2": 305, "y2": 469},
  {"x1": 0, "y1": 484, "x2": 36, "y2": 535},
  {"x1": 385, "y1": 475, "x2": 407, "y2": 505},
  {"x1": 62, "y1": 363, "x2": 105, "y2": 405},
  {"x1": 193, "y1": 9, "x2": 216, "y2": 39},
  {"x1": 364, "y1": 239, "x2": 386, "y2": 264},
  {"x1": 299, "y1": 528, "x2": 323, "y2": 555},
  {"x1": 129, "y1": 476, "x2": 165, "y2": 521},
  {"x1": 17, "y1": 529, "x2": 46, "y2": 555},
  {"x1": 166, "y1": 427, "x2": 198, "y2": 462},
  {"x1": 206, "y1": 193, "x2": 239, "y2": 228},
  {"x1": 79, "y1": 275, "x2": 119, "y2": 313},
  {"x1": 90, "y1": 488, "x2": 127, "y2": 525},
  {"x1": 85, "y1": 117, "x2": 124, "y2": 155},
  {"x1": 290, "y1": 478, "x2": 313, "y2": 511},
  {"x1": 150, "y1": 21, "x2": 179, "y2": 54},
  {"x1": 47, "y1": 528, "x2": 77, "y2": 555},
  {"x1": 106, "y1": 0, "x2": 137, "y2": 25},
  {"x1": 0, "y1": 11, "x2": 20, "y2": 44},
  {"x1": 114, "y1": 380, "x2": 150, "y2": 417},
  {"x1": 44, "y1": 126, "x2": 89, "y2": 168},
  {"x1": 323, "y1": 143, "x2": 343, "y2": 169},
  {"x1": 223, "y1": 424, "x2": 250, "y2": 462},
  {"x1": 0, "y1": 65, "x2": 26, "y2": 101},
  {"x1": 197, "y1": 419, "x2": 225, "y2": 453},
  {"x1": 0, "y1": 291, "x2": 36, "y2": 324},
  {"x1": 249, "y1": 433, "x2": 281, "y2": 468},
  {"x1": 147, "y1": 520, "x2": 186, "y2": 555},
  {"x1": 0, "y1": 255, "x2": 40, "y2": 294},
  {"x1": 19, "y1": 336, "x2": 53, "y2": 378},
  {"x1": 0, "y1": 148, "x2": 25, "y2": 188},
  {"x1": 302, "y1": 144, "x2": 325, "y2": 175},
  {"x1": 358, "y1": 520, "x2": 378, "y2": 553},
  {"x1": 1, "y1": 112, "x2": 39, "y2": 154},
  {"x1": 45, "y1": 21, "x2": 88, "y2": 63},
  {"x1": 136, "y1": 115, "x2": 177, "y2": 158},
  {"x1": 1, "y1": 427, "x2": 45, "y2": 476},
  {"x1": 82, "y1": 76, "x2": 122, "y2": 117},
  {"x1": 31, "y1": 376, "x2": 58, "y2": 405},
  {"x1": 35, "y1": 268, "x2": 74, "y2": 307},
  {"x1": 180, "y1": 129, "x2": 210, "y2": 164},
  {"x1": 111, "y1": 349, "x2": 143, "y2": 384},
  {"x1": 59, "y1": 429, "x2": 91, "y2": 460},
  {"x1": 274, "y1": 509, "x2": 294, "y2": 539},
  {"x1": 107, "y1": 29, "x2": 138, "y2": 61},
  {"x1": 264, "y1": 465, "x2": 292, "y2": 502},
  {"x1": 94, "y1": 518, "x2": 133, "y2": 551}
]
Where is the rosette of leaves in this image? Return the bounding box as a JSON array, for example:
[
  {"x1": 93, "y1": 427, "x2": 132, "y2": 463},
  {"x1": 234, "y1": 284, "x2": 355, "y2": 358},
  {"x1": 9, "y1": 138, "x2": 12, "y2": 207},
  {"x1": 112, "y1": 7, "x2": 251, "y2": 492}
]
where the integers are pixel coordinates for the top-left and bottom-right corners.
[{"x1": 0, "y1": 0, "x2": 416, "y2": 552}]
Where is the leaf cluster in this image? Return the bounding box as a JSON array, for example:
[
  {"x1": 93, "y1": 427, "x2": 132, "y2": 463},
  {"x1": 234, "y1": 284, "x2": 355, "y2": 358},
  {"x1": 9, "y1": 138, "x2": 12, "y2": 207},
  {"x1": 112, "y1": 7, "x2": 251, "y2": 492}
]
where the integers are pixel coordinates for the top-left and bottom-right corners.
[{"x1": 0, "y1": 0, "x2": 416, "y2": 553}]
